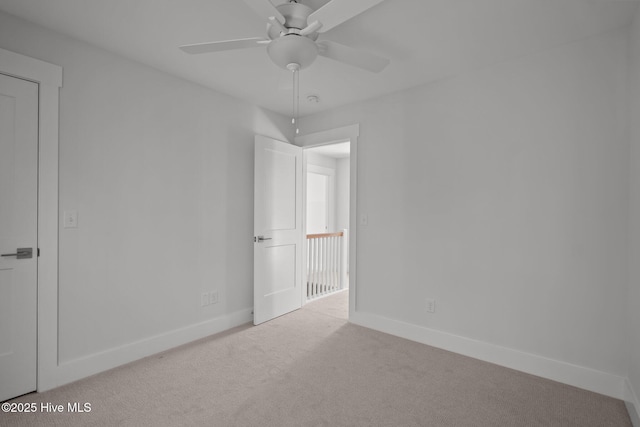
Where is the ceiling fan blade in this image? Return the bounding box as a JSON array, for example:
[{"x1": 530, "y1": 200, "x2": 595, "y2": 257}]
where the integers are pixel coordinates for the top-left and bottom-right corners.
[
  {"x1": 308, "y1": 0, "x2": 385, "y2": 33},
  {"x1": 300, "y1": 20, "x2": 323, "y2": 36},
  {"x1": 180, "y1": 38, "x2": 270, "y2": 55},
  {"x1": 242, "y1": 0, "x2": 285, "y2": 24},
  {"x1": 317, "y1": 40, "x2": 389, "y2": 73}
]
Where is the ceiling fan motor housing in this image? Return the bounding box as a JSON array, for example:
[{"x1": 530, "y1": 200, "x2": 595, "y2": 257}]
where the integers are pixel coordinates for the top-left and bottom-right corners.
[
  {"x1": 265, "y1": 1, "x2": 319, "y2": 70},
  {"x1": 267, "y1": 2, "x2": 317, "y2": 38}
]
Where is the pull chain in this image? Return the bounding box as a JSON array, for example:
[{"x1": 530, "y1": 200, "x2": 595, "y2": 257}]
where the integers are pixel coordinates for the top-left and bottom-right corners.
[{"x1": 288, "y1": 63, "x2": 300, "y2": 135}]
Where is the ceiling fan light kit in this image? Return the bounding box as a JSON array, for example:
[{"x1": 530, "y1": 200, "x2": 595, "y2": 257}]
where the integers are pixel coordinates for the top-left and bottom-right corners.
[
  {"x1": 267, "y1": 35, "x2": 318, "y2": 70},
  {"x1": 180, "y1": 0, "x2": 389, "y2": 133}
]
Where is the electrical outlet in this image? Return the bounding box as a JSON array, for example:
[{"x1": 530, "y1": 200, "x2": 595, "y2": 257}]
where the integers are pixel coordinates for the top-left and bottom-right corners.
[
  {"x1": 209, "y1": 291, "x2": 219, "y2": 305},
  {"x1": 426, "y1": 298, "x2": 436, "y2": 313},
  {"x1": 201, "y1": 293, "x2": 209, "y2": 307}
]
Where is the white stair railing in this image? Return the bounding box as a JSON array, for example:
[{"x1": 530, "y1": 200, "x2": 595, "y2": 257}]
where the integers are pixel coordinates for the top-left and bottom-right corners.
[{"x1": 306, "y1": 229, "x2": 347, "y2": 300}]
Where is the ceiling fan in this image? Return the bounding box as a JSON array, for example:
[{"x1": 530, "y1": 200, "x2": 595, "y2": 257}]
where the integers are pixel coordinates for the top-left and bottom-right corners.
[{"x1": 180, "y1": 0, "x2": 390, "y2": 73}]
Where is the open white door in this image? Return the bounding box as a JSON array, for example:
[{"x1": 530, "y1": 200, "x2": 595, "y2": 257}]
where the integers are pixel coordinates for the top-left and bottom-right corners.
[
  {"x1": 0, "y1": 73, "x2": 38, "y2": 401},
  {"x1": 254, "y1": 135, "x2": 303, "y2": 325}
]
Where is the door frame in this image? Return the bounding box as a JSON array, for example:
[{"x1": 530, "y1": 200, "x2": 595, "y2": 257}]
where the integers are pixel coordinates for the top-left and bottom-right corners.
[
  {"x1": 0, "y1": 48, "x2": 62, "y2": 392},
  {"x1": 295, "y1": 124, "x2": 359, "y2": 317}
]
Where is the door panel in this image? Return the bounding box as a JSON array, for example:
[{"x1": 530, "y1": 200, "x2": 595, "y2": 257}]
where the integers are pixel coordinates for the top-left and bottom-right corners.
[
  {"x1": 263, "y1": 244, "x2": 297, "y2": 296},
  {"x1": 263, "y1": 148, "x2": 297, "y2": 231},
  {"x1": 0, "y1": 270, "x2": 13, "y2": 356},
  {"x1": 254, "y1": 136, "x2": 302, "y2": 325},
  {"x1": 0, "y1": 73, "x2": 38, "y2": 402}
]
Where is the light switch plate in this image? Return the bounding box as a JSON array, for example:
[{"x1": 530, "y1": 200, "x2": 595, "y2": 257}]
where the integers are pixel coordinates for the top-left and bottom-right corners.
[
  {"x1": 64, "y1": 210, "x2": 78, "y2": 228},
  {"x1": 426, "y1": 299, "x2": 436, "y2": 313}
]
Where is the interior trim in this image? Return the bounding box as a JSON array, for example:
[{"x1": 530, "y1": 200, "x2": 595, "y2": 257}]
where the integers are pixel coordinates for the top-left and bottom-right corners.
[
  {"x1": 0, "y1": 47, "x2": 62, "y2": 393},
  {"x1": 351, "y1": 310, "x2": 630, "y2": 401}
]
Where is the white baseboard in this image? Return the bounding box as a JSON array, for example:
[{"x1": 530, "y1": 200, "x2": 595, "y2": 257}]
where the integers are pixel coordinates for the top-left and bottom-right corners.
[
  {"x1": 350, "y1": 311, "x2": 628, "y2": 400},
  {"x1": 626, "y1": 401, "x2": 640, "y2": 427},
  {"x1": 38, "y1": 308, "x2": 253, "y2": 392},
  {"x1": 625, "y1": 379, "x2": 640, "y2": 427}
]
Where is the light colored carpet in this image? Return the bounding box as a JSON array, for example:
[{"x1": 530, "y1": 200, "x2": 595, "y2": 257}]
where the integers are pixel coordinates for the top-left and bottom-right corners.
[{"x1": 1, "y1": 290, "x2": 632, "y2": 426}]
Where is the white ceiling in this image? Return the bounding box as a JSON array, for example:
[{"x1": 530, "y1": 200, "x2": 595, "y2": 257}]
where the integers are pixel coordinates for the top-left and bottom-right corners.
[{"x1": 0, "y1": 0, "x2": 637, "y2": 117}]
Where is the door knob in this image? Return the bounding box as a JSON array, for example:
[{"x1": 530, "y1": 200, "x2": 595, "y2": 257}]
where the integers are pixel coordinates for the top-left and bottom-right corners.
[
  {"x1": 1, "y1": 248, "x2": 33, "y2": 259},
  {"x1": 254, "y1": 236, "x2": 272, "y2": 243}
]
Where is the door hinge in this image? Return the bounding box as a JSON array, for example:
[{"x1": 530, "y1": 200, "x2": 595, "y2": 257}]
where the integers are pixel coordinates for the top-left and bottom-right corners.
[{"x1": 37, "y1": 248, "x2": 40, "y2": 257}]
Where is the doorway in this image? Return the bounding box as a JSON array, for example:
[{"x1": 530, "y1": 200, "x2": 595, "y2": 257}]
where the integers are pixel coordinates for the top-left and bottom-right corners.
[
  {"x1": 253, "y1": 125, "x2": 359, "y2": 324},
  {"x1": 303, "y1": 140, "x2": 351, "y2": 309},
  {"x1": 296, "y1": 124, "x2": 359, "y2": 317}
]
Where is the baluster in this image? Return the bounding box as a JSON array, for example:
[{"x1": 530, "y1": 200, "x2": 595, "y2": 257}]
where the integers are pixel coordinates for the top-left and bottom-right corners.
[
  {"x1": 314, "y1": 239, "x2": 322, "y2": 296},
  {"x1": 330, "y1": 236, "x2": 333, "y2": 292},
  {"x1": 338, "y1": 233, "x2": 342, "y2": 290},
  {"x1": 318, "y1": 237, "x2": 321, "y2": 297},
  {"x1": 327, "y1": 236, "x2": 332, "y2": 294},
  {"x1": 325, "y1": 236, "x2": 330, "y2": 295},
  {"x1": 309, "y1": 239, "x2": 315, "y2": 298},
  {"x1": 328, "y1": 236, "x2": 332, "y2": 293},
  {"x1": 315, "y1": 237, "x2": 319, "y2": 297},
  {"x1": 318, "y1": 238, "x2": 326, "y2": 295},
  {"x1": 305, "y1": 233, "x2": 350, "y2": 298},
  {"x1": 313, "y1": 237, "x2": 317, "y2": 298},
  {"x1": 336, "y1": 235, "x2": 340, "y2": 291},
  {"x1": 333, "y1": 235, "x2": 338, "y2": 291},
  {"x1": 324, "y1": 236, "x2": 327, "y2": 295},
  {"x1": 332, "y1": 236, "x2": 337, "y2": 292},
  {"x1": 307, "y1": 238, "x2": 311, "y2": 299},
  {"x1": 323, "y1": 236, "x2": 328, "y2": 294},
  {"x1": 308, "y1": 238, "x2": 311, "y2": 299}
]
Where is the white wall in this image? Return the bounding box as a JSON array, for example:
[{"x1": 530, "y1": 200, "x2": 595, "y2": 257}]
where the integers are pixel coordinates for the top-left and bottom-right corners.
[
  {"x1": 0, "y1": 11, "x2": 291, "y2": 376},
  {"x1": 307, "y1": 171, "x2": 330, "y2": 234},
  {"x1": 300, "y1": 28, "x2": 630, "y2": 380},
  {"x1": 306, "y1": 151, "x2": 337, "y2": 233},
  {"x1": 627, "y1": 5, "x2": 640, "y2": 415},
  {"x1": 306, "y1": 151, "x2": 337, "y2": 170}
]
